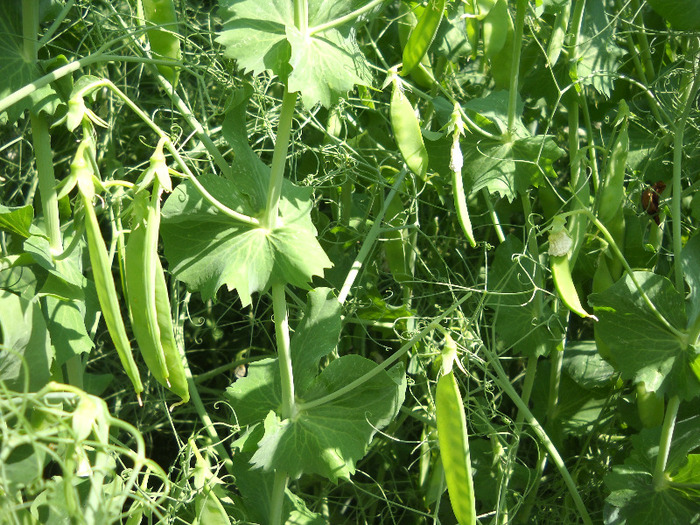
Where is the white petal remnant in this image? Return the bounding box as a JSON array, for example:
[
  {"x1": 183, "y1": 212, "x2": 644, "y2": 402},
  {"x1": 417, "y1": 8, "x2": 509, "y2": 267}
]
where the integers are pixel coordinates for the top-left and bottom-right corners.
[{"x1": 548, "y1": 228, "x2": 573, "y2": 257}]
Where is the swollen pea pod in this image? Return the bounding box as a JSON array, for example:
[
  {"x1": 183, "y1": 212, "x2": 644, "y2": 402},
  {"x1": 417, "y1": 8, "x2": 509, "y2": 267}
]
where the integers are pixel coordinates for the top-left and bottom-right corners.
[
  {"x1": 73, "y1": 148, "x2": 144, "y2": 403},
  {"x1": 141, "y1": 0, "x2": 181, "y2": 87},
  {"x1": 549, "y1": 219, "x2": 597, "y2": 320},
  {"x1": 390, "y1": 80, "x2": 429, "y2": 180},
  {"x1": 435, "y1": 334, "x2": 476, "y2": 525},
  {"x1": 636, "y1": 382, "x2": 664, "y2": 428},
  {"x1": 126, "y1": 187, "x2": 189, "y2": 404},
  {"x1": 400, "y1": 0, "x2": 446, "y2": 78}
]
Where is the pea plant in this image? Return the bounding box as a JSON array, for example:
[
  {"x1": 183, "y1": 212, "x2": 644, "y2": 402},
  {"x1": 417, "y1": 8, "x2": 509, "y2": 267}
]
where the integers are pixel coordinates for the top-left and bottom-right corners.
[{"x1": 1, "y1": 0, "x2": 700, "y2": 524}]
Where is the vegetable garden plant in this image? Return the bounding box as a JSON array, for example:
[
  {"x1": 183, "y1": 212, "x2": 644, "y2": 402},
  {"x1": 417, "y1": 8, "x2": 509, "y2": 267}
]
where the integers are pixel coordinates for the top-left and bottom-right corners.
[{"x1": 1, "y1": 0, "x2": 699, "y2": 523}]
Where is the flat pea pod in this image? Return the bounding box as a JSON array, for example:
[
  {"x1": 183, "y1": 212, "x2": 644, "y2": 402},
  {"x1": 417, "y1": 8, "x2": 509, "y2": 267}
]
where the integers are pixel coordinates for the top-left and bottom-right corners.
[
  {"x1": 482, "y1": 0, "x2": 510, "y2": 59},
  {"x1": 451, "y1": 137, "x2": 476, "y2": 248},
  {"x1": 390, "y1": 82, "x2": 429, "y2": 180},
  {"x1": 546, "y1": 1, "x2": 571, "y2": 67},
  {"x1": 401, "y1": 0, "x2": 446, "y2": 76},
  {"x1": 398, "y1": 1, "x2": 437, "y2": 88},
  {"x1": 141, "y1": 0, "x2": 181, "y2": 86},
  {"x1": 550, "y1": 254, "x2": 597, "y2": 320},
  {"x1": 81, "y1": 192, "x2": 144, "y2": 402},
  {"x1": 436, "y1": 370, "x2": 476, "y2": 525}
]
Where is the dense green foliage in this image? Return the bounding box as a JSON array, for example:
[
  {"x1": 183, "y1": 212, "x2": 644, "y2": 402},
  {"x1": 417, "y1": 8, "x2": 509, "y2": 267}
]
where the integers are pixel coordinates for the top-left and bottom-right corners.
[{"x1": 1, "y1": 0, "x2": 700, "y2": 523}]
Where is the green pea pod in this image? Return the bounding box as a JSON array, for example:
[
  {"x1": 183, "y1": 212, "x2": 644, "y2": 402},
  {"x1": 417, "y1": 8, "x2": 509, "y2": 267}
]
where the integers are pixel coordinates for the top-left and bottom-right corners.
[
  {"x1": 126, "y1": 189, "x2": 170, "y2": 388},
  {"x1": 390, "y1": 82, "x2": 429, "y2": 180},
  {"x1": 384, "y1": 193, "x2": 410, "y2": 284},
  {"x1": 142, "y1": 0, "x2": 181, "y2": 86},
  {"x1": 550, "y1": 254, "x2": 597, "y2": 320},
  {"x1": 482, "y1": 0, "x2": 509, "y2": 59},
  {"x1": 401, "y1": 0, "x2": 446, "y2": 76},
  {"x1": 598, "y1": 123, "x2": 629, "y2": 225},
  {"x1": 547, "y1": 1, "x2": 571, "y2": 67},
  {"x1": 436, "y1": 370, "x2": 477, "y2": 525},
  {"x1": 81, "y1": 192, "x2": 144, "y2": 402},
  {"x1": 636, "y1": 382, "x2": 664, "y2": 428},
  {"x1": 451, "y1": 137, "x2": 476, "y2": 248},
  {"x1": 153, "y1": 253, "x2": 189, "y2": 403}
]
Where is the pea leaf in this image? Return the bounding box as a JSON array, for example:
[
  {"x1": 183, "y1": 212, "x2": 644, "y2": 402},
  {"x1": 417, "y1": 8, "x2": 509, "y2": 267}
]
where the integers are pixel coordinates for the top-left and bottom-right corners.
[
  {"x1": 589, "y1": 272, "x2": 700, "y2": 400},
  {"x1": 486, "y1": 235, "x2": 561, "y2": 357},
  {"x1": 160, "y1": 175, "x2": 331, "y2": 307},
  {"x1": 605, "y1": 416, "x2": 700, "y2": 523},
  {"x1": 217, "y1": 0, "x2": 372, "y2": 108},
  {"x1": 647, "y1": 0, "x2": 700, "y2": 30},
  {"x1": 0, "y1": 204, "x2": 33, "y2": 238},
  {"x1": 0, "y1": 1, "x2": 59, "y2": 123},
  {"x1": 250, "y1": 356, "x2": 406, "y2": 481},
  {"x1": 574, "y1": 0, "x2": 625, "y2": 98}
]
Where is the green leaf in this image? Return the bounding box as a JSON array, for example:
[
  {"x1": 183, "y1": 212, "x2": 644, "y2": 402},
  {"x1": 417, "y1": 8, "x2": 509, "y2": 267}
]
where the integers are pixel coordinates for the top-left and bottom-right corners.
[
  {"x1": 563, "y1": 340, "x2": 616, "y2": 390},
  {"x1": 290, "y1": 287, "x2": 343, "y2": 393},
  {"x1": 161, "y1": 176, "x2": 331, "y2": 306},
  {"x1": 217, "y1": 0, "x2": 372, "y2": 108},
  {"x1": 43, "y1": 296, "x2": 93, "y2": 368},
  {"x1": 461, "y1": 131, "x2": 564, "y2": 201},
  {"x1": 250, "y1": 356, "x2": 406, "y2": 481},
  {"x1": 681, "y1": 234, "x2": 700, "y2": 324},
  {"x1": 0, "y1": 204, "x2": 33, "y2": 237},
  {"x1": 589, "y1": 272, "x2": 700, "y2": 400},
  {"x1": 605, "y1": 417, "x2": 700, "y2": 523},
  {"x1": 574, "y1": 0, "x2": 625, "y2": 98},
  {"x1": 0, "y1": 290, "x2": 53, "y2": 392},
  {"x1": 486, "y1": 235, "x2": 560, "y2": 357},
  {"x1": 647, "y1": 0, "x2": 700, "y2": 30},
  {"x1": 0, "y1": 1, "x2": 59, "y2": 123},
  {"x1": 225, "y1": 358, "x2": 281, "y2": 426}
]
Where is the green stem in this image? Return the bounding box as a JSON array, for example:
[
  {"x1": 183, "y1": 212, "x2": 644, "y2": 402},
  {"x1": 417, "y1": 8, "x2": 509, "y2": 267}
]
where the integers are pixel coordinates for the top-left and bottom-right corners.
[
  {"x1": 671, "y1": 50, "x2": 700, "y2": 293},
  {"x1": 653, "y1": 395, "x2": 681, "y2": 490},
  {"x1": 338, "y1": 171, "x2": 406, "y2": 305},
  {"x1": 262, "y1": 90, "x2": 298, "y2": 229},
  {"x1": 270, "y1": 471, "x2": 289, "y2": 525},
  {"x1": 175, "y1": 291, "x2": 235, "y2": 477},
  {"x1": 294, "y1": 0, "x2": 308, "y2": 32},
  {"x1": 272, "y1": 284, "x2": 296, "y2": 419},
  {"x1": 483, "y1": 189, "x2": 506, "y2": 243},
  {"x1": 506, "y1": 0, "x2": 528, "y2": 138},
  {"x1": 309, "y1": 0, "x2": 384, "y2": 35},
  {"x1": 481, "y1": 343, "x2": 593, "y2": 525},
  {"x1": 297, "y1": 294, "x2": 471, "y2": 411}
]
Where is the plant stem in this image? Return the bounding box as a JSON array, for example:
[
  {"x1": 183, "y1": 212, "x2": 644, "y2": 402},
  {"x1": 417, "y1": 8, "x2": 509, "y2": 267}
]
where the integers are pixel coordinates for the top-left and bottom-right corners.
[
  {"x1": 309, "y1": 0, "x2": 384, "y2": 35},
  {"x1": 262, "y1": 90, "x2": 298, "y2": 229},
  {"x1": 480, "y1": 343, "x2": 593, "y2": 525},
  {"x1": 653, "y1": 395, "x2": 681, "y2": 490},
  {"x1": 270, "y1": 470, "x2": 289, "y2": 525},
  {"x1": 506, "y1": 0, "x2": 528, "y2": 139},
  {"x1": 272, "y1": 284, "x2": 296, "y2": 419},
  {"x1": 671, "y1": 47, "x2": 700, "y2": 293},
  {"x1": 338, "y1": 171, "x2": 406, "y2": 305},
  {"x1": 298, "y1": 294, "x2": 471, "y2": 411}
]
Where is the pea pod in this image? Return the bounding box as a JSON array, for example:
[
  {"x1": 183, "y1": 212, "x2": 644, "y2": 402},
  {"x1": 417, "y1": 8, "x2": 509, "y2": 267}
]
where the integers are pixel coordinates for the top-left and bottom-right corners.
[
  {"x1": 550, "y1": 253, "x2": 596, "y2": 320},
  {"x1": 384, "y1": 192, "x2": 410, "y2": 284},
  {"x1": 451, "y1": 134, "x2": 476, "y2": 248},
  {"x1": 482, "y1": 0, "x2": 509, "y2": 59},
  {"x1": 126, "y1": 187, "x2": 188, "y2": 403},
  {"x1": 546, "y1": 1, "x2": 571, "y2": 67},
  {"x1": 436, "y1": 367, "x2": 476, "y2": 525},
  {"x1": 400, "y1": 0, "x2": 445, "y2": 79},
  {"x1": 398, "y1": 1, "x2": 435, "y2": 88},
  {"x1": 390, "y1": 81, "x2": 429, "y2": 180},
  {"x1": 636, "y1": 382, "x2": 664, "y2": 428},
  {"x1": 76, "y1": 150, "x2": 143, "y2": 402},
  {"x1": 141, "y1": 0, "x2": 181, "y2": 86},
  {"x1": 598, "y1": 121, "x2": 629, "y2": 225}
]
